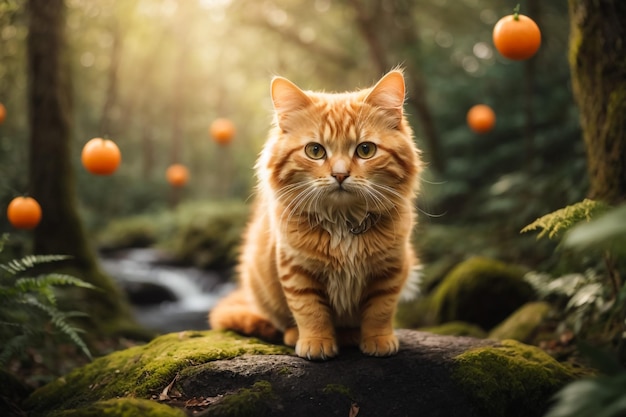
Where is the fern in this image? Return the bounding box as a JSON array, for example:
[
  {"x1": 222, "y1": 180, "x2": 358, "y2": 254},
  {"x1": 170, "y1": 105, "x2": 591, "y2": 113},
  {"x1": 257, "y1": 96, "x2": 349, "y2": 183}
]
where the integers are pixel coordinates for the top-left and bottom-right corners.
[
  {"x1": 0, "y1": 235, "x2": 95, "y2": 365},
  {"x1": 0, "y1": 254, "x2": 71, "y2": 275},
  {"x1": 521, "y1": 199, "x2": 610, "y2": 239}
]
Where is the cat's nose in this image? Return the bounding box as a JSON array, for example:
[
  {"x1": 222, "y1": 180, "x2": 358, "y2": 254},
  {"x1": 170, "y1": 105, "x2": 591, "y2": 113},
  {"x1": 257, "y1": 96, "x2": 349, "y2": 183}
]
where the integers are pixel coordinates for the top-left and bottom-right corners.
[{"x1": 332, "y1": 172, "x2": 350, "y2": 184}]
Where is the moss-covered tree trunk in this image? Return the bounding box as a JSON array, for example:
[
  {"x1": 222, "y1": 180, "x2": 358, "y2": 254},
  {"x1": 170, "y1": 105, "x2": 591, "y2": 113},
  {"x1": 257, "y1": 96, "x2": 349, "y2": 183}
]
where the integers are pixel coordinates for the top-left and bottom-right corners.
[
  {"x1": 568, "y1": 0, "x2": 626, "y2": 204},
  {"x1": 27, "y1": 0, "x2": 136, "y2": 334}
]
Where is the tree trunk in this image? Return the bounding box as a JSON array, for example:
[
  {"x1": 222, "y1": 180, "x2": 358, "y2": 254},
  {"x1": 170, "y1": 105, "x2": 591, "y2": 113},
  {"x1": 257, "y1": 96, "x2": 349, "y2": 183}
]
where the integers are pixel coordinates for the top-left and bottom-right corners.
[
  {"x1": 27, "y1": 0, "x2": 136, "y2": 333},
  {"x1": 568, "y1": 0, "x2": 626, "y2": 204}
]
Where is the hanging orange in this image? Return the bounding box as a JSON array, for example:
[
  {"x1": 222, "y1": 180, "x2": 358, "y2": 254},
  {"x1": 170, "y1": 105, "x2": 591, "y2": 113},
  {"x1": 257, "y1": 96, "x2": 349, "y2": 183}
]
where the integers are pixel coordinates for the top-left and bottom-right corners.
[
  {"x1": 493, "y1": 14, "x2": 541, "y2": 61},
  {"x1": 467, "y1": 104, "x2": 496, "y2": 134},
  {"x1": 81, "y1": 137, "x2": 121, "y2": 175},
  {"x1": 0, "y1": 103, "x2": 6, "y2": 125},
  {"x1": 210, "y1": 118, "x2": 236, "y2": 146},
  {"x1": 166, "y1": 164, "x2": 189, "y2": 187},
  {"x1": 7, "y1": 196, "x2": 42, "y2": 229}
]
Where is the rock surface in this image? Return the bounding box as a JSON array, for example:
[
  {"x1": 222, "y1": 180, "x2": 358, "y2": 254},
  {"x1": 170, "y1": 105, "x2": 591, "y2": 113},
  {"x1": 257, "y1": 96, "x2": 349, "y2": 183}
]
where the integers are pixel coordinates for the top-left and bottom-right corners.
[{"x1": 24, "y1": 330, "x2": 579, "y2": 417}]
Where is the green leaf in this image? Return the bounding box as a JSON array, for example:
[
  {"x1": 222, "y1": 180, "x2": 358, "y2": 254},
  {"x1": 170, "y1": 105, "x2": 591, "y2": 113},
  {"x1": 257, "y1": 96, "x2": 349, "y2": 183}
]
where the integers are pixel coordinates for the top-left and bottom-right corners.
[
  {"x1": 563, "y1": 205, "x2": 626, "y2": 254},
  {"x1": 0, "y1": 254, "x2": 71, "y2": 275},
  {"x1": 521, "y1": 199, "x2": 609, "y2": 240}
]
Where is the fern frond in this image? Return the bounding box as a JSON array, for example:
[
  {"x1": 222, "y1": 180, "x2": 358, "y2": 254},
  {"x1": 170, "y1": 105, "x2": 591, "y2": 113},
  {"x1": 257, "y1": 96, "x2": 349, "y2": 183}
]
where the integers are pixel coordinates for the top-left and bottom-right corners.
[
  {"x1": 14, "y1": 274, "x2": 97, "y2": 292},
  {"x1": 0, "y1": 334, "x2": 29, "y2": 366},
  {"x1": 521, "y1": 199, "x2": 610, "y2": 239},
  {"x1": 0, "y1": 254, "x2": 71, "y2": 275},
  {"x1": 20, "y1": 297, "x2": 92, "y2": 360},
  {"x1": 50, "y1": 313, "x2": 92, "y2": 360},
  {"x1": 21, "y1": 296, "x2": 58, "y2": 318}
]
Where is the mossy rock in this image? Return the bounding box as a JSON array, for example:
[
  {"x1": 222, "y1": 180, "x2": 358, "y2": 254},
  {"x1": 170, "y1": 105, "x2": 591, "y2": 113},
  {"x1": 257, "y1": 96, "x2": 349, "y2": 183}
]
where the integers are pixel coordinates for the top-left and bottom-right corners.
[
  {"x1": 430, "y1": 257, "x2": 535, "y2": 330},
  {"x1": 453, "y1": 340, "x2": 580, "y2": 417},
  {"x1": 489, "y1": 301, "x2": 552, "y2": 342},
  {"x1": 25, "y1": 331, "x2": 291, "y2": 417},
  {"x1": 420, "y1": 321, "x2": 487, "y2": 338},
  {"x1": 49, "y1": 398, "x2": 186, "y2": 417},
  {"x1": 24, "y1": 330, "x2": 582, "y2": 417},
  {"x1": 164, "y1": 201, "x2": 249, "y2": 270}
]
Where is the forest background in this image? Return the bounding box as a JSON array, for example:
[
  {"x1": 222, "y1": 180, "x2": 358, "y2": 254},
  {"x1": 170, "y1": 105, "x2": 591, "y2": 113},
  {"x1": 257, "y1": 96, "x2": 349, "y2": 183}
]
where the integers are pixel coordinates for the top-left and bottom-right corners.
[
  {"x1": 0, "y1": 0, "x2": 583, "y2": 257},
  {"x1": 3, "y1": 0, "x2": 626, "y2": 408}
]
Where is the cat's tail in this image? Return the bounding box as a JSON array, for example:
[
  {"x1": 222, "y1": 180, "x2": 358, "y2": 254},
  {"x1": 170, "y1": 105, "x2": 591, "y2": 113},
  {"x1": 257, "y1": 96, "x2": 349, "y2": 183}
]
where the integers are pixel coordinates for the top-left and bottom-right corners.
[{"x1": 208, "y1": 288, "x2": 282, "y2": 343}]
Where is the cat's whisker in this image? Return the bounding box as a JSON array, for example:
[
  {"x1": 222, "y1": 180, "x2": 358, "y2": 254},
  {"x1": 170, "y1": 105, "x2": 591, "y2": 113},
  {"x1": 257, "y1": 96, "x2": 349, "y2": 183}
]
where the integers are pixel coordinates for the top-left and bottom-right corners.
[
  {"x1": 363, "y1": 186, "x2": 399, "y2": 237},
  {"x1": 282, "y1": 187, "x2": 317, "y2": 228}
]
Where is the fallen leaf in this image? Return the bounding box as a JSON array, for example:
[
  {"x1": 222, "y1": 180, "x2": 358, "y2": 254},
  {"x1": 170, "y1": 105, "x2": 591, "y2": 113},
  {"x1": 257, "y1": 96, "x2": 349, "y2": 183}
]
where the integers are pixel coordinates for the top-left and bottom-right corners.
[
  {"x1": 349, "y1": 402, "x2": 360, "y2": 417},
  {"x1": 159, "y1": 374, "x2": 179, "y2": 401}
]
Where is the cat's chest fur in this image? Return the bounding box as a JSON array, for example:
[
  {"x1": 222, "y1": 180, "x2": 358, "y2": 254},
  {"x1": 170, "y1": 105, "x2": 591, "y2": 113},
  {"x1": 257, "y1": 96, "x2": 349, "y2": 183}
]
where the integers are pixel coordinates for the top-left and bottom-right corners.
[{"x1": 283, "y1": 216, "x2": 387, "y2": 322}]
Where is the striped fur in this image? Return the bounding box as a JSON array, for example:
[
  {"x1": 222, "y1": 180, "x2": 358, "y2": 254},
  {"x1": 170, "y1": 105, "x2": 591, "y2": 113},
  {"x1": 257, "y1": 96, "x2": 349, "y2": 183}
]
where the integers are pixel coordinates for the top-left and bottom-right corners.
[{"x1": 209, "y1": 70, "x2": 421, "y2": 360}]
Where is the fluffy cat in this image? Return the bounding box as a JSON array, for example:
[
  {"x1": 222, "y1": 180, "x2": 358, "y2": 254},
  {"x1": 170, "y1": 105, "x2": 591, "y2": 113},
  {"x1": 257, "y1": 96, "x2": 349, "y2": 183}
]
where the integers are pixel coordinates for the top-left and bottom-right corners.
[{"x1": 209, "y1": 70, "x2": 421, "y2": 360}]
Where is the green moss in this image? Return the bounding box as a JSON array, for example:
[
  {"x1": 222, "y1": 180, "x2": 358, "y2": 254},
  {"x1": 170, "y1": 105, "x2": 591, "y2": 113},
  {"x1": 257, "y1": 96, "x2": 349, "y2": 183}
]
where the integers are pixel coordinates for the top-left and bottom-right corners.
[
  {"x1": 164, "y1": 201, "x2": 249, "y2": 270},
  {"x1": 420, "y1": 321, "x2": 487, "y2": 338},
  {"x1": 453, "y1": 340, "x2": 578, "y2": 417},
  {"x1": 322, "y1": 383, "x2": 354, "y2": 400},
  {"x1": 204, "y1": 380, "x2": 275, "y2": 417},
  {"x1": 25, "y1": 331, "x2": 292, "y2": 417},
  {"x1": 49, "y1": 398, "x2": 186, "y2": 417},
  {"x1": 489, "y1": 302, "x2": 552, "y2": 342},
  {"x1": 429, "y1": 257, "x2": 534, "y2": 330},
  {"x1": 395, "y1": 296, "x2": 432, "y2": 328},
  {"x1": 97, "y1": 215, "x2": 160, "y2": 251}
]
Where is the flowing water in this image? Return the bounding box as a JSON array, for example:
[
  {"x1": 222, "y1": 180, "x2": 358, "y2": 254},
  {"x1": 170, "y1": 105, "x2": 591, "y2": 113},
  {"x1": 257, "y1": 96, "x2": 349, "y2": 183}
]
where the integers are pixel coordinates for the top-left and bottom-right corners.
[{"x1": 100, "y1": 248, "x2": 235, "y2": 333}]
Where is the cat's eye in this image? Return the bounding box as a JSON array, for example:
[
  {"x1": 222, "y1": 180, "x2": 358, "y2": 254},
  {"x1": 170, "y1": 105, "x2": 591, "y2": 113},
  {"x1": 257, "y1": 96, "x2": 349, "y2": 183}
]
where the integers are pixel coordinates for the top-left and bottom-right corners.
[
  {"x1": 304, "y1": 142, "x2": 326, "y2": 160},
  {"x1": 355, "y1": 142, "x2": 377, "y2": 159}
]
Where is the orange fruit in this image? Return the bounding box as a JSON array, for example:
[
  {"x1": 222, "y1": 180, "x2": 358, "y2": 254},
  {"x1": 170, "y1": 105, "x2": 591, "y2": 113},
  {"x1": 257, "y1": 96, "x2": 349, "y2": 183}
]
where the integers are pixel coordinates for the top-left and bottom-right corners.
[
  {"x1": 166, "y1": 164, "x2": 189, "y2": 187},
  {"x1": 467, "y1": 104, "x2": 496, "y2": 134},
  {"x1": 0, "y1": 103, "x2": 6, "y2": 125},
  {"x1": 210, "y1": 118, "x2": 236, "y2": 146},
  {"x1": 493, "y1": 14, "x2": 541, "y2": 61},
  {"x1": 81, "y1": 138, "x2": 121, "y2": 175},
  {"x1": 7, "y1": 196, "x2": 42, "y2": 229}
]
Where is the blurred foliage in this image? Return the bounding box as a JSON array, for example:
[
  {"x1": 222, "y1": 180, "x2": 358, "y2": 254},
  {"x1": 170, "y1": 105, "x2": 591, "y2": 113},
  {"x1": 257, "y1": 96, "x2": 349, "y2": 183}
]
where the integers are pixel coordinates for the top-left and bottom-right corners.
[
  {"x1": 523, "y1": 203, "x2": 626, "y2": 363},
  {"x1": 564, "y1": 205, "x2": 626, "y2": 256},
  {"x1": 0, "y1": 0, "x2": 584, "y2": 272},
  {"x1": 545, "y1": 341, "x2": 625, "y2": 417},
  {"x1": 97, "y1": 200, "x2": 249, "y2": 270},
  {"x1": 544, "y1": 373, "x2": 626, "y2": 417},
  {"x1": 0, "y1": 234, "x2": 93, "y2": 370},
  {"x1": 522, "y1": 199, "x2": 610, "y2": 240}
]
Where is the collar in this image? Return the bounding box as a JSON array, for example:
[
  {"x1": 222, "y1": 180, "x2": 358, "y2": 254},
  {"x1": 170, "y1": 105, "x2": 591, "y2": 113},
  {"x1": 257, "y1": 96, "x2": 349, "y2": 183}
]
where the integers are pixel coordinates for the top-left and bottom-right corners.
[{"x1": 347, "y1": 212, "x2": 381, "y2": 235}]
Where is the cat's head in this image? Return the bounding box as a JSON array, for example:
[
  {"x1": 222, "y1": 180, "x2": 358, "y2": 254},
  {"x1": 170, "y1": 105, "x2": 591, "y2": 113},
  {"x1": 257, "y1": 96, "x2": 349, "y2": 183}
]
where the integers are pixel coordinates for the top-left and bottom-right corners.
[{"x1": 258, "y1": 70, "x2": 421, "y2": 220}]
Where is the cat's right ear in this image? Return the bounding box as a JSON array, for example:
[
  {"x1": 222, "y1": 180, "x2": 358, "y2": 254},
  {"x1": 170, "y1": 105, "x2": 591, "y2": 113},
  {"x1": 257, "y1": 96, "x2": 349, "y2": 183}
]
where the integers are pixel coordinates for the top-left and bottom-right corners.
[{"x1": 271, "y1": 77, "x2": 312, "y2": 128}]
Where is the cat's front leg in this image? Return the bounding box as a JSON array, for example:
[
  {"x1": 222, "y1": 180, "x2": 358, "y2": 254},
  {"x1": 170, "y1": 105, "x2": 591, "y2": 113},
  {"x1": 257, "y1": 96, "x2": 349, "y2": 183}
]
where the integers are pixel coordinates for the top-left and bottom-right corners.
[
  {"x1": 359, "y1": 277, "x2": 404, "y2": 357},
  {"x1": 279, "y1": 272, "x2": 338, "y2": 360}
]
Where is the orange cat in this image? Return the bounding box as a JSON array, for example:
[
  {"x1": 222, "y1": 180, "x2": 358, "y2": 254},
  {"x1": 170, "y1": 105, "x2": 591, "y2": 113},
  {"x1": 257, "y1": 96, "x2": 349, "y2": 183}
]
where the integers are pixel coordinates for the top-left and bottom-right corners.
[{"x1": 209, "y1": 70, "x2": 421, "y2": 360}]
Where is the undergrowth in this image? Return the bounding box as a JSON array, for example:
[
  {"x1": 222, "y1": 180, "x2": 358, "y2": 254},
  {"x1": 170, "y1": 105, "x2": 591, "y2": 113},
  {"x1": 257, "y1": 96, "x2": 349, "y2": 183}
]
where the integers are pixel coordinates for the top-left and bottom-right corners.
[{"x1": 0, "y1": 234, "x2": 94, "y2": 366}]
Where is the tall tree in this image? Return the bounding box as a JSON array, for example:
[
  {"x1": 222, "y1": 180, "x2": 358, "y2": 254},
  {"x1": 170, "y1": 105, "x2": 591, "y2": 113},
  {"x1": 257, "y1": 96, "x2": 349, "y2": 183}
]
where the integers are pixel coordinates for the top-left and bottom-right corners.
[
  {"x1": 27, "y1": 0, "x2": 136, "y2": 333},
  {"x1": 569, "y1": 0, "x2": 626, "y2": 204}
]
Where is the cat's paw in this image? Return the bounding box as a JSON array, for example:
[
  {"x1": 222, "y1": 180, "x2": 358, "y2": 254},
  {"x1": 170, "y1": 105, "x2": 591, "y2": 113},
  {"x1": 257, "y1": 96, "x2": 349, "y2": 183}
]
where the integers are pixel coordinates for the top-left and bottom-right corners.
[
  {"x1": 360, "y1": 334, "x2": 399, "y2": 357},
  {"x1": 295, "y1": 337, "x2": 338, "y2": 361}
]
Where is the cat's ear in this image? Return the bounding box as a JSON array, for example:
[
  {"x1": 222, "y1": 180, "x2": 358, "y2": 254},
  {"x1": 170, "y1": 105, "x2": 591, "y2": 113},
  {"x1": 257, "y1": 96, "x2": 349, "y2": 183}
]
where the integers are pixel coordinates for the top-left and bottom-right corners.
[
  {"x1": 365, "y1": 70, "x2": 405, "y2": 126},
  {"x1": 271, "y1": 77, "x2": 313, "y2": 128}
]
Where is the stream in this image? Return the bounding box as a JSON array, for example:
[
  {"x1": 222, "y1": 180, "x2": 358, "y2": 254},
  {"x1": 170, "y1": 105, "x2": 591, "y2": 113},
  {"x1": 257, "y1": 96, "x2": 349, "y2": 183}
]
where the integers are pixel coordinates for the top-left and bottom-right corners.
[{"x1": 100, "y1": 248, "x2": 235, "y2": 333}]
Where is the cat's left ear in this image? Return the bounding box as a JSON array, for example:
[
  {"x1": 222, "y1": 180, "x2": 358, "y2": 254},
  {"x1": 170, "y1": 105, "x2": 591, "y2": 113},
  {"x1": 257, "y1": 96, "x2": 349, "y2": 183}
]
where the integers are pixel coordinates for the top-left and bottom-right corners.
[
  {"x1": 271, "y1": 77, "x2": 313, "y2": 129},
  {"x1": 365, "y1": 70, "x2": 405, "y2": 127}
]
